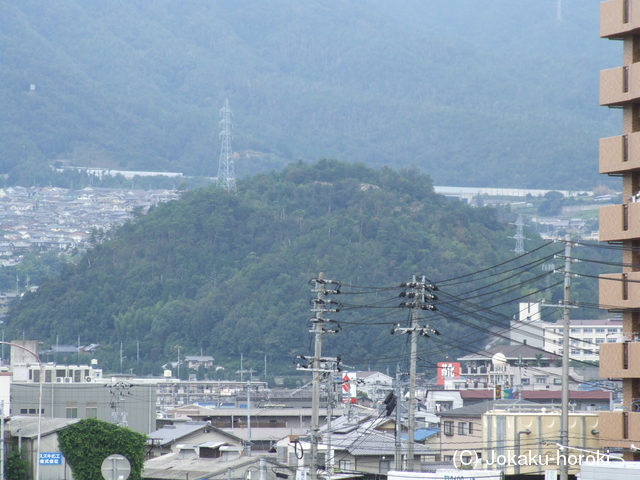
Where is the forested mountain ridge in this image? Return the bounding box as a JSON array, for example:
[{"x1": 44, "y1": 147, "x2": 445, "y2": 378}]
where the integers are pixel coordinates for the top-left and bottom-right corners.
[
  {"x1": 0, "y1": 0, "x2": 618, "y2": 189},
  {"x1": 5, "y1": 161, "x2": 540, "y2": 375}
]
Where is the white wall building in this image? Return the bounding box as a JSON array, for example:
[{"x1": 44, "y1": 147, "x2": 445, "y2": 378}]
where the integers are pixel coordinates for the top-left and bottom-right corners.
[{"x1": 510, "y1": 303, "x2": 623, "y2": 362}]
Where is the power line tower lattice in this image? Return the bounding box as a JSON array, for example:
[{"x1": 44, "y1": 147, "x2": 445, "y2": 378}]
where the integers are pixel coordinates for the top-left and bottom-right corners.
[
  {"x1": 511, "y1": 214, "x2": 526, "y2": 255},
  {"x1": 216, "y1": 98, "x2": 237, "y2": 193}
]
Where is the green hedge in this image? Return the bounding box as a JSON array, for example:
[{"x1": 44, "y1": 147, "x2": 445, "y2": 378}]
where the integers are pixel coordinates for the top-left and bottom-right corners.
[{"x1": 58, "y1": 419, "x2": 147, "y2": 480}]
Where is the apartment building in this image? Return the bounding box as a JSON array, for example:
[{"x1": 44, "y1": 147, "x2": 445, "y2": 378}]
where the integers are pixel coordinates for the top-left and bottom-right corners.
[
  {"x1": 510, "y1": 302, "x2": 623, "y2": 362},
  {"x1": 598, "y1": 0, "x2": 640, "y2": 458},
  {"x1": 542, "y1": 318, "x2": 623, "y2": 361}
]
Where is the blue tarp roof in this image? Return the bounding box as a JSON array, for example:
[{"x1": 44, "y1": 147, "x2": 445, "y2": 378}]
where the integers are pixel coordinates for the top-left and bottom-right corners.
[{"x1": 402, "y1": 427, "x2": 440, "y2": 442}]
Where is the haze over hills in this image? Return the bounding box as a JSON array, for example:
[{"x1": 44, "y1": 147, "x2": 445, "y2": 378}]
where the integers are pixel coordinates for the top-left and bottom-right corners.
[
  {"x1": 3, "y1": 161, "x2": 614, "y2": 375},
  {"x1": 0, "y1": 0, "x2": 619, "y2": 189}
]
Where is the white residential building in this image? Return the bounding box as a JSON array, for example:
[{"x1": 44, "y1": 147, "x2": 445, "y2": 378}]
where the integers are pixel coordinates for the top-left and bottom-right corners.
[{"x1": 510, "y1": 302, "x2": 623, "y2": 362}]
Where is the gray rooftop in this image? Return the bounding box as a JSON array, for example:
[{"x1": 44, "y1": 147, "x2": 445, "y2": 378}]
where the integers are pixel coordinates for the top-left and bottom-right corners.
[
  {"x1": 148, "y1": 421, "x2": 242, "y2": 447},
  {"x1": 143, "y1": 453, "x2": 293, "y2": 480},
  {"x1": 9, "y1": 416, "x2": 80, "y2": 439},
  {"x1": 437, "y1": 399, "x2": 539, "y2": 418}
]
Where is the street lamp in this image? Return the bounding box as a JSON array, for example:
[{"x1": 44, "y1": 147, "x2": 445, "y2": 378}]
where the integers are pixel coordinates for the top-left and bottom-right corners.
[{"x1": 0, "y1": 342, "x2": 43, "y2": 480}]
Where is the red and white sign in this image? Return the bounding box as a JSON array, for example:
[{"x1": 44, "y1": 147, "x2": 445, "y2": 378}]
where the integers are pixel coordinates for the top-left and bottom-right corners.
[
  {"x1": 341, "y1": 372, "x2": 357, "y2": 404},
  {"x1": 437, "y1": 362, "x2": 460, "y2": 385}
]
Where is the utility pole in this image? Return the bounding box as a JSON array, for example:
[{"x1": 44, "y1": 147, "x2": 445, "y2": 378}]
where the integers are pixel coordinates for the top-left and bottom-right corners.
[
  {"x1": 107, "y1": 381, "x2": 133, "y2": 427},
  {"x1": 216, "y1": 99, "x2": 237, "y2": 193},
  {"x1": 1, "y1": 400, "x2": 4, "y2": 480},
  {"x1": 559, "y1": 234, "x2": 573, "y2": 480},
  {"x1": 325, "y1": 367, "x2": 337, "y2": 480},
  {"x1": 246, "y1": 381, "x2": 252, "y2": 456},
  {"x1": 393, "y1": 276, "x2": 438, "y2": 472},
  {"x1": 296, "y1": 273, "x2": 341, "y2": 480},
  {"x1": 407, "y1": 280, "x2": 420, "y2": 471},
  {"x1": 394, "y1": 367, "x2": 402, "y2": 471}
]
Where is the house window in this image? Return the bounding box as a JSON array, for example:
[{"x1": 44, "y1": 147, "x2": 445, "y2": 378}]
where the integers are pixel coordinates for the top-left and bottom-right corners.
[
  {"x1": 458, "y1": 422, "x2": 467, "y2": 435},
  {"x1": 66, "y1": 401, "x2": 78, "y2": 419},
  {"x1": 583, "y1": 328, "x2": 592, "y2": 334},
  {"x1": 536, "y1": 377, "x2": 546, "y2": 384},
  {"x1": 443, "y1": 421, "x2": 454, "y2": 436},
  {"x1": 554, "y1": 378, "x2": 563, "y2": 385},
  {"x1": 521, "y1": 378, "x2": 530, "y2": 385},
  {"x1": 469, "y1": 422, "x2": 473, "y2": 435},
  {"x1": 339, "y1": 460, "x2": 351, "y2": 471},
  {"x1": 444, "y1": 456, "x2": 454, "y2": 462},
  {"x1": 596, "y1": 338, "x2": 605, "y2": 344},
  {"x1": 86, "y1": 407, "x2": 98, "y2": 419},
  {"x1": 379, "y1": 460, "x2": 391, "y2": 474},
  {"x1": 277, "y1": 447, "x2": 287, "y2": 463},
  {"x1": 21, "y1": 408, "x2": 43, "y2": 415},
  {"x1": 596, "y1": 328, "x2": 606, "y2": 334}
]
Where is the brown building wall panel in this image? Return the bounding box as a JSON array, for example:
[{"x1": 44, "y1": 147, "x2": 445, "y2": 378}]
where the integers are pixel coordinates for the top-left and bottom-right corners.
[
  {"x1": 599, "y1": 342, "x2": 640, "y2": 378},
  {"x1": 600, "y1": 64, "x2": 640, "y2": 106},
  {"x1": 601, "y1": 0, "x2": 640, "y2": 38},
  {"x1": 599, "y1": 203, "x2": 640, "y2": 241},
  {"x1": 600, "y1": 343, "x2": 626, "y2": 378},
  {"x1": 600, "y1": 132, "x2": 640, "y2": 173},
  {"x1": 599, "y1": 412, "x2": 640, "y2": 449}
]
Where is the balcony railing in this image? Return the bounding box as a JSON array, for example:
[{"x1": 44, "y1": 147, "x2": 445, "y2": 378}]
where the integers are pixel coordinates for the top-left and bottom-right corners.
[
  {"x1": 599, "y1": 202, "x2": 640, "y2": 242},
  {"x1": 601, "y1": 63, "x2": 640, "y2": 106},
  {"x1": 599, "y1": 341, "x2": 640, "y2": 377},
  {"x1": 601, "y1": 0, "x2": 640, "y2": 38},
  {"x1": 599, "y1": 132, "x2": 640, "y2": 174},
  {"x1": 599, "y1": 411, "x2": 640, "y2": 449}
]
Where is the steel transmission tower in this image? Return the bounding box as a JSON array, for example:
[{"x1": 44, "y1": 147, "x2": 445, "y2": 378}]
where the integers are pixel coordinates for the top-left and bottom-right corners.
[
  {"x1": 512, "y1": 214, "x2": 526, "y2": 255},
  {"x1": 217, "y1": 99, "x2": 237, "y2": 193}
]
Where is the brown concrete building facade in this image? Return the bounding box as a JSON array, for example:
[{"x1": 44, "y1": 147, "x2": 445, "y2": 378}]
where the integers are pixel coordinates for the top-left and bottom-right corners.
[{"x1": 599, "y1": 0, "x2": 640, "y2": 456}]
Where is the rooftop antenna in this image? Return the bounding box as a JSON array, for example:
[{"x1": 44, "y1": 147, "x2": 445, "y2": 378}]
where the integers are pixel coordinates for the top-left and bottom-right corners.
[{"x1": 216, "y1": 99, "x2": 237, "y2": 193}]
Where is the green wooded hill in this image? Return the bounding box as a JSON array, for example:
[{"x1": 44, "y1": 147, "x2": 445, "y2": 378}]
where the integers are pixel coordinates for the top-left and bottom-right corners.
[
  {"x1": 5, "y1": 161, "x2": 580, "y2": 376},
  {"x1": 0, "y1": 0, "x2": 619, "y2": 189}
]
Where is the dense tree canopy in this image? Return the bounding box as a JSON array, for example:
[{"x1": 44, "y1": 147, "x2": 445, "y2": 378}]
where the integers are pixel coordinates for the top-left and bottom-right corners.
[{"x1": 6, "y1": 161, "x2": 594, "y2": 376}]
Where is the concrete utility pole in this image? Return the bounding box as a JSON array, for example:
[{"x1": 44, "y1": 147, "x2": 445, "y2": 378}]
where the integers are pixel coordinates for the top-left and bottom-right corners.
[
  {"x1": 310, "y1": 274, "x2": 324, "y2": 480},
  {"x1": 246, "y1": 381, "x2": 252, "y2": 456},
  {"x1": 325, "y1": 371, "x2": 336, "y2": 480},
  {"x1": 297, "y1": 273, "x2": 341, "y2": 480},
  {"x1": 559, "y1": 235, "x2": 573, "y2": 480},
  {"x1": 393, "y1": 276, "x2": 438, "y2": 472},
  {"x1": 394, "y1": 367, "x2": 402, "y2": 471},
  {"x1": 407, "y1": 279, "x2": 420, "y2": 471}
]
